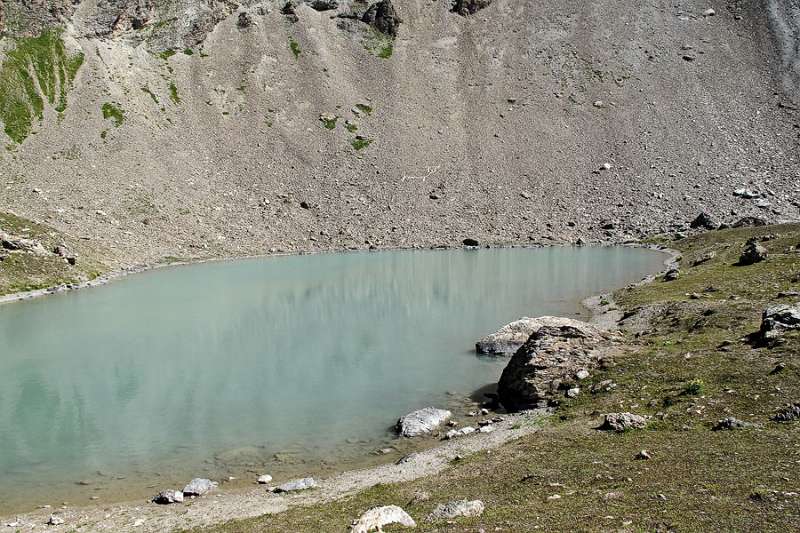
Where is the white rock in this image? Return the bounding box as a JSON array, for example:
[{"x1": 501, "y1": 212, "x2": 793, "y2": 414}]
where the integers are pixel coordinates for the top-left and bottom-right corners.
[
  {"x1": 257, "y1": 474, "x2": 273, "y2": 484},
  {"x1": 48, "y1": 515, "x2": 65, "y2": 526},
  {"x1": 182, "y1": 478, "x2": 217, "y2": 496},
  {"x1": 427, "y1": 499, "x2": 485, "y2": 520},
  {"x1": 350, "y1": 505, "x2": 416, "y2": 532},
  {"x1": 445, "y1": 426, "x2": 476, "y2": 439},
  {"x1": 476, "y1": 316, "x2": 601, "y2": 355},
  {"x1": 703, "y1": 8, "x2": 715, "y2": 16},
  {"x1": 396, "y1": 407, "x2": 452, "y2": 437},
  {"x1": 272, "y1": 477, "x2": 317, "y2": 493},
  {"x1": 576, "y1": 369, "x2": 590, "y2": 380}
]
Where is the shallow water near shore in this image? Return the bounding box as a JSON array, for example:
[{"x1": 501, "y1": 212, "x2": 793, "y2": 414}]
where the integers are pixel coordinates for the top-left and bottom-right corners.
[{"x1": 0, "y1": 246, "x2": 667, "y2": 513}]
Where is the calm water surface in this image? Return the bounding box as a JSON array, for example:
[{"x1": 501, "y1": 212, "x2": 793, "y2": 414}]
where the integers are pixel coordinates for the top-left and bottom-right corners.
[{"x1": 0, "y1": 247, "x2": 666, "y2": 512}]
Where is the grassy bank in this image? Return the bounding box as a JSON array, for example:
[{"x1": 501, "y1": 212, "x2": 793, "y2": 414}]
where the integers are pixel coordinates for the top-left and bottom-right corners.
[
  {"x1": 0, "y1": 211, "x2": 105, "y2": 295},
  {"x1": 193, "y1": 224, "x2": 800, "y2": 532}
]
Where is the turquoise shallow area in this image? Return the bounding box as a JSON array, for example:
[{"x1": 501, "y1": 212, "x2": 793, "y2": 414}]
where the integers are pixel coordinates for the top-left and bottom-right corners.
[{"x1": 0, "y1": 246, "x2": 666, "y2": 512}]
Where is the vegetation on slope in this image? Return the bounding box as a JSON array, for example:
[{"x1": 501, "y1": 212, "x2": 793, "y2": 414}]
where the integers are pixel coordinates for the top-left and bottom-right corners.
[
  {"x1": 194, "y1": 224, "x2": 800, "y2": 532},
  {"x1": 0, "y1": 29, "x2": 83, "y2": 143}
]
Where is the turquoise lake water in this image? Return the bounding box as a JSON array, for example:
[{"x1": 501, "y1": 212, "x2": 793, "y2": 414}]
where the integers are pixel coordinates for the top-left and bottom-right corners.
[{"x1": 0, "y1": 246, "x2": 667, "y2": 512}]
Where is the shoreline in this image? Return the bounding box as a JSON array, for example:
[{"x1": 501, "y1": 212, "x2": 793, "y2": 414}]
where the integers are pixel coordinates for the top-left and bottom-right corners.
[{"x1": 0, "y1": 242, "x2": 676, "y2": 531}]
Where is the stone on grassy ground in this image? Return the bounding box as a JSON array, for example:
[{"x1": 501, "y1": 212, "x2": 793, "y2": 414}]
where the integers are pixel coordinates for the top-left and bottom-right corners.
[
  {"x1": 739, "y1": 241, "x2": 767, "y2": 265},
  {"x1": 48, "y1": 515, "x2": 64, "y2": 525},
  {"x1": 713, "y1": 417, "x2": 752, "y2": 431},
  {"x1": 772, "y1": 403, "x2": 800, "y2": 422},
  {"x1": 350, "y1": 505, "x2": 416, "y2": 532},
  {"x1": 597, "y1": 412, "x2": 648, "y2": 432},
  {"x1": 152, "y1": 490, "x2": 184, "y2": 504},
  {"x1": 664, "y1": 268, "x2": 680, "y2": 281},
  {"x1": 427, "y1": 499, "x2": 485, "y2": 520},
  {"x1": 396, "y1": 407, "x2": 452, "y2": 437},
  {"x1": 272, "y1": 477, "x2": 317, "y2": 493},
  {"x1": 476, "y1": 316, "x2": 600, "y2": 355},
  {"x1": 182, "y1": 478, "x2": 217, "y2": 496},
  {"x1": 760, "y1": 303, "x2": 800, "y2": 341}
]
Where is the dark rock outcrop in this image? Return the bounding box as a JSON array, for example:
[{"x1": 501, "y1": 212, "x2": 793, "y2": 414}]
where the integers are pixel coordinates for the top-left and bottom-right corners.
[
  {"x1": 738, "y1": 240, "x2": 767, "y2": 265},
  {"x1": 497, "y1": 320, "x2": 609, "y2": 411},
  {"x1": 362, "y1": 0, "x2": 401, "y2": 38},
  {"x1": 772, "y1": 403, "x2": 800, "y2": 422},
  {"x1": 451, "y1": 0, "x2": 492, "y2": 16},
  {"x1": 689, "y1": 212, "x2": 718, "y2": 230},
  {"x1": 309, "y1": 0, "x2": 338, "y2": 11}
]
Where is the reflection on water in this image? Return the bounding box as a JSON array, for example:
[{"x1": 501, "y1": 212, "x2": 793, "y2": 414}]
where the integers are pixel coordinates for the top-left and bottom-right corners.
[{"x1": 0, "y1": 246, "x2": 666, "y2": 512}]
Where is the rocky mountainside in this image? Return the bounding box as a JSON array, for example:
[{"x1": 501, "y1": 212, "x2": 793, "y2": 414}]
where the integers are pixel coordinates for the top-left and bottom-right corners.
[{"x1": 0, "y1": 0, "x2": 799, "y2": 273}]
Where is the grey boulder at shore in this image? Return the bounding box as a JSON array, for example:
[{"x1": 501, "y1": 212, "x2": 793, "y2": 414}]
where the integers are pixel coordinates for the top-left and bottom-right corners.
[
  {"x1": 476, "y1": 316, "x2": 601, "y2": 355},
  {"x1": 182, "y1": 478, "x2": 217, "y2": 497},
  {"x1": 396, "y1": 407, "x2": 452, "y2": 437},
  {"x1": 272, "y1": 477, "x2": 317, "y2": 493}
]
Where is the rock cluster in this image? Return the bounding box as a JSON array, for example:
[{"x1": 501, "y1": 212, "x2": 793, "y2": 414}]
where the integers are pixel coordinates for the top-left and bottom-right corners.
[
  {"x1": 713, "y1": 417, "x2": 752, "y2": 431},
  {"x1": 476, "y1": 316, "x2": 599, "y2": 356},
  {"x1": 772, "y1": 403, "x2": 800, "y2": 422},
  {"x1": 497, "y1": 319, "x2": 609, "y2": 411},
  {"x1": 396, "y1": 407, "x2": 452, "y2": 437}
]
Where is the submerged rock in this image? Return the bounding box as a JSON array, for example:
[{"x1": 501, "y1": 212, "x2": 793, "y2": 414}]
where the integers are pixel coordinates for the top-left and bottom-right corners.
[
  {"x1": 152, "y1": 490, "x2": 184, "y2": 504},
  {"x1": 476, "y1": 316, "x2": 600, "y2": 356},
  {"x1": 272, "y1": 477, "x2": 317, "y2": 493},
  {"x1": 427, "y1": 499, "x2": 485, "y2": 520},
  {"x1": 396, "y1": 407, "x2": 452, "y2": 437},
  {"x1": 598, "y1": 412, "x2": 648, "y2": 432},
  {"x1": 350, "y1": 505, "x2": 416, "y2": 532},
  {"x1": 182, "y1": 478, "x2": 217, "y2": 497},
  {"x1": 497, "y1": 321, "x2": 608, "y2": 411}
]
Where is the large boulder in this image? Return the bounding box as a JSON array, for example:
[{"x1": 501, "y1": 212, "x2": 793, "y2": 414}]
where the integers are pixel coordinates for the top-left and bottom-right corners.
[
  {"x1": 272, "y1": 477, "x2": 317, "y2": 493},
  {"x1": 597, "y1": 412, "x2": 648, "y2": 432},
  {"x1": 350, "y1": 505, "x2": 416, "y2": 533},
  {"x1": 476, "y1": 316, "x2": 600, "y2": 356},
  {"x1": 689, "y1": 212, "x2": 718, "y2": 230},
  {"x1": 760, "y1": 303, "x2": 800, "y2": 341},
  {"x1": 497, "y1": 321, "x2": 609, "y2": 411},
  {"x1": 361, "y1": 0, "x2": 402, "y2": 37},
  {"x1": 396, "y1": 407, "x2": 452, "y2": 437}
]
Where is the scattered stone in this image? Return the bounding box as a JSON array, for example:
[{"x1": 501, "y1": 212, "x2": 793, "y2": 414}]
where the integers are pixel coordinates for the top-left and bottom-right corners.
[
  {"x1": 601, "y1": 162, "x2": 612, "y2": 171},
  {"x1": 635, "y1": 450, "x2": 652, "y2": 460},
  {"x1": 778, "y1": 291, "x2": 800, "y2": 298},
  {"x1": 362, "y1": 0, "x2": 402, "y2": 38},
  {"x1": 732, "y1": 216, "x2": 767, "y2": 227},
  {"x1": 664, "y1": 268, "x2": 680, "y2": 281},
  {"x1": 309, "y1": 0, "x2": 338, "y2": 11},
  {"x1": 445, "y1": 426, "x2": 476, "y2": 439},
  {"x1": 427, "y1": 499, "x2": 485, "y2": 520},
  {"x1": 152, "y1": 490, "x2": 184, "y2": 504},
  {"x1": 692, "y1": 251, "x2": 716, "y2": 266},
  {"x1": 712, "y1": 417, "x2": 751, "y2": 431},
  {"x1": 739, "y1": 241, "x2": 767, "y2": 265},
  {"x1": 703, "y1": 8, "x2": 715, "y2": 16},
  {"x1": 182, "y1": 478, "x2": 217, "y2": 497},
  {"x1": 760, "y1": 303, "x2": 800, "y2": 341},
  {"x1": 281, "y1": 1, "x2": 299, "y2": 21},
  {"x1": 576, "y1": 369, "x2": 590, "y2": 380},
  {"x1": 689, "y1": 212, "x2": 718, "y2": 230},
  {"x1": 566, "y1": 387, "x2": 580, "y2": 398},
  {"x1": 257, "y1": 474, "x2": 273, "y2": 484},
  {"x1": 598, "y1": 412, "x2": 648, "y2": 432},
  {"x1": 350, "y1": 505, "x2": 416, "y2": 532},
  {"x1": 48, "y1": 515, "x2": 65, "y2": 526},
  {"x1": 476, "y1": 316, "x2": 600, "y2": 356},
  {"x1": 591, "y1": 380, "x2": 617, "y2": 393},
  {"x1": 547, "y1": 494, "x2": 562, "y2": 501},
  {"x1": 498, "y1": 320, "x2": 607, "y2": 411},
  {"x1": 237, "y1": 11, "x2": 255, "y2": 28},
  {"x1": 396, "y1": 407, "x2": 452, "y2": 437},
  {"x1": 771, "y1": 362, "x2": 787, "y2": 374},
  {"x1": 772, "y1": 403, "x2": 800, "y2": 422},
  {"x1": 478, "y1": 425, "x2": 495, "y2": 433},
  {"x1": 462, "y1": 238, "x2": 479, "y2": 247},
  {"x1": 733, "y1": 188, "x2": 760, "y2": 199},
  {"x1": 272, "y1": 477, "x2": 317, "y2": 493}
]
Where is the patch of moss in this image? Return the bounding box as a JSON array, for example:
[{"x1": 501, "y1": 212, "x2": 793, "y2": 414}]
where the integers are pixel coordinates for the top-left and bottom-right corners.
[
  {"x1": 0, "y1": 29, "x2": 84, "y2": 143},
  {"x1": 183, "y1": 48, "x2": 194, "y2": 56},
  {"x1": 289, "y1": 37, "x2": 301, "y2": 59},
  {"x1": 363, "y1": 29, "x2": 394, "y2": 59},
  {"x1": 345, "y1": 122, "x2": 358, "y2": 133},
  {"x1": 320, "y1": 115, "x2": 337, "y2": 130},
  {"x1": 169, "y1": 82, "x2": 181, "y2": 104},
  {"x1": 101, "y1": 102, "x2": 124, "y2": 127},
  {"x1": 355, "y1": 103, "x2": 373, "y2": 116},
  {"x1": 351, "y1": 136, "x2": 372, "y2": 150},
  {"x1": 158, "y1": 48, "x2": 177, "y2": 60}
]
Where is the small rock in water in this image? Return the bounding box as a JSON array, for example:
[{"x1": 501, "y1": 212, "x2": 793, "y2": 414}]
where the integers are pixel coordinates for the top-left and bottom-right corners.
[
  {"x1": 350, "y1": 505, "x2": 416, "y2": 532},
  {"x1": 257, "y1": 474, "x2": 273, "y2": 484},
  {"x1": 396, "y1": 407, "x2": 452, "y2": 437},
  {"x1": 182, "y1": 478, "x2": 217, "y2": 497},
  {"x1": 152, "y1": 490, "x2": 184, "y2": 505},
  {"x1": 427, "y1": 499, "x2": 485, "y2": 520},
  {"x1": 598, "y1": 412, "x2": 648, "y2": 432},
  {"x1": 272, "y1": 477, "x2": 317, "y2": 493},
  {"x1": 48, "y1": 515, "x2": 65, "y2": 526}
]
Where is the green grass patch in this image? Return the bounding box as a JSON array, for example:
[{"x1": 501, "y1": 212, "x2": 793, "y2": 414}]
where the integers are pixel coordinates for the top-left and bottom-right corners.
[
  {"x1": 289, "y1": 37, "x2": 301, "y2": 59},
  {"x1": 355, "y1": 103, "x2": 373, "y2": 116},
  {"x1": 183, "y1": 48, "x2": 194, "y2": 56},
  {"x1": 351, "y1": 136, "x2": 372, "y2": 150},
  {"x1": 101, "y1": 102, "x2": 124, "y2": 127},
  {"x1": 158, "y1": 48, "x2": 177, "y2": 60},
  {"x1": 362, "y1": 29, "x2": 394, "y2": 59},
  {"x1": 345, "y1": 122, "x2": 358, "y2": 133},
  {"x1": 0, "y1": 28, "x2": 84, "y2": 143},
  {"x1": 169, "y1": 82, "x2": 181, "y2": 104},
  {"x1": 319, "y1": 114, "x2": 337, "y2": 130}
]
